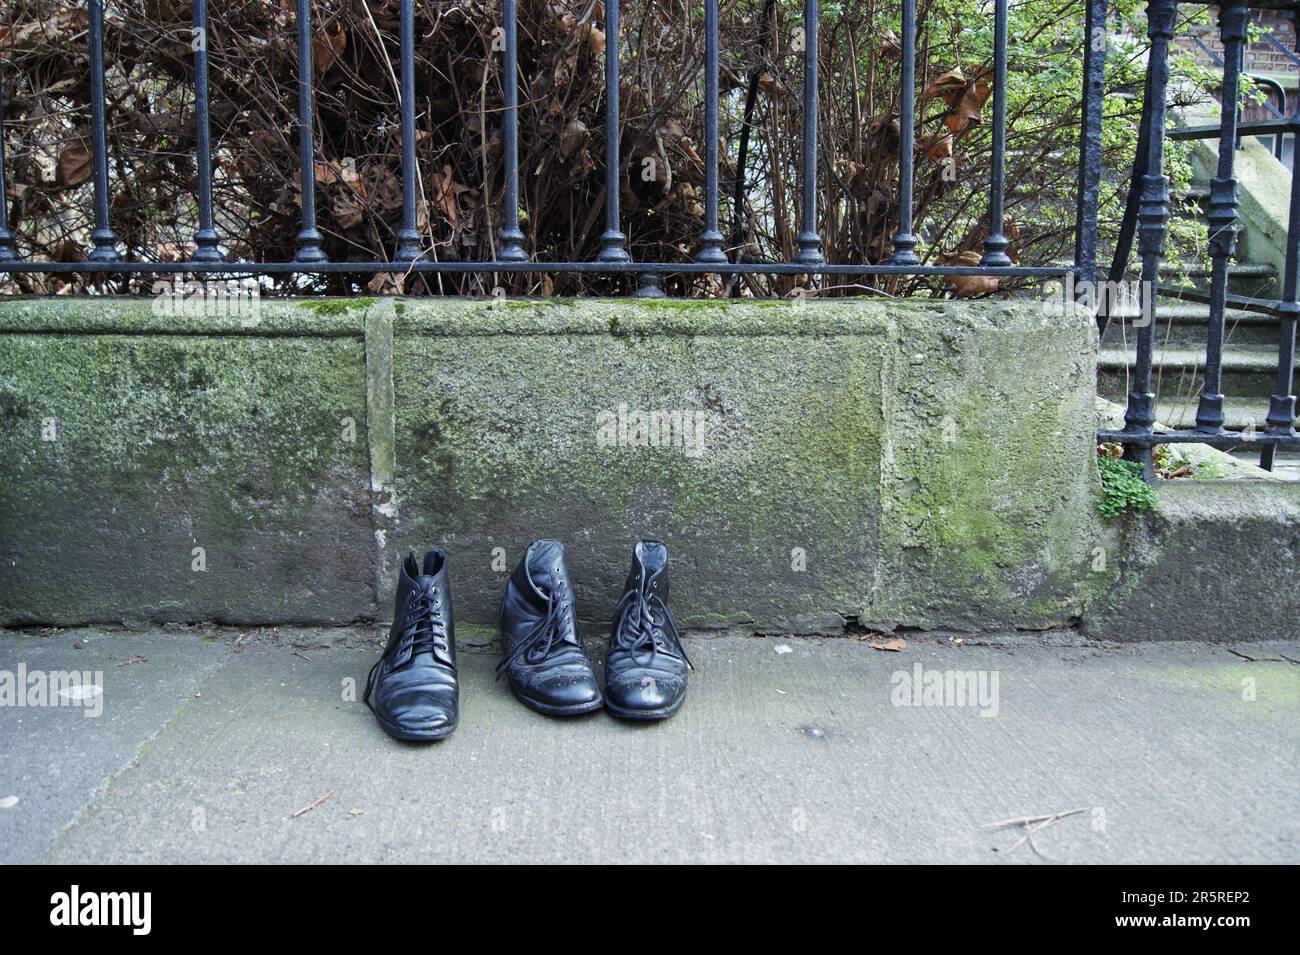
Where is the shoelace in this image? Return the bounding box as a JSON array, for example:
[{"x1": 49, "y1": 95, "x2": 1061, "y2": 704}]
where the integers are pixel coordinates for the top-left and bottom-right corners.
[
  {"x1": 495, "y1": 574, "x2": 576, "y2": 679},
  {"x1": 612, "y1": 585, "x2": 692, "y2": 670},
  {"x1": 363, "y1": 587, "x2": 450, "y2": 709}
]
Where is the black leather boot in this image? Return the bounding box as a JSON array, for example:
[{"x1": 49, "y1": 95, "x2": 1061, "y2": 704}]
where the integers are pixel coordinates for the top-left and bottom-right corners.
[
  {"x1": 604, "y1": 540, "x2": 691, "y2": 720},
  {"x1": 497, "y1": 540, "x2": 603, "y2": 716},
  {"x1": 364, "y1": 549, "x2": 458, "y2": 741}
]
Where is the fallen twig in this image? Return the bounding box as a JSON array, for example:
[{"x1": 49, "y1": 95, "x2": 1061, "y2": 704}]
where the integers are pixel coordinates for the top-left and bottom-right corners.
[
  {"x1": 984, "y1": 808, "x2": 1087, "y2": 860},
  {"x1": 291, "y1": 789, "x2": 335, "y2": 818},
  {"x1": 983, "y1": 808, "x2": 1088, "y2": 830}
]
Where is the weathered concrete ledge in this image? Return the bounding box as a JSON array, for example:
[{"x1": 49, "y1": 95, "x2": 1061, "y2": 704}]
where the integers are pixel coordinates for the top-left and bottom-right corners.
[
  {"x1": 0, "y1": 295, "x2": 1292, "y2": 641},
  {"x1": 1085, "y1": 481, "x2": 1300, "y2": 642}
]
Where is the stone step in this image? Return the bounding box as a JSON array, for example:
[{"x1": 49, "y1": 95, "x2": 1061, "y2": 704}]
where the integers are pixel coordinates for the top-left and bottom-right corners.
[
  {"x1": 1155, "y1": 261, "x2": 1277, "y2": 297},
  {"x1": 1147, "y1": 397, "x2": 1299, "y2": 431},
  {"x1": 1160, "y1": 262, "x2": 1275, "y2": 280},
  {"x1": 1097, "y1": 344, "x2": 1296, "y2": 400},
  {"x1": 1232, "y1": 450, "x2": 1300, "y2": 481},
  {"x1": 1100, "y1": 302, "x2": 1283, "y2": 347}
]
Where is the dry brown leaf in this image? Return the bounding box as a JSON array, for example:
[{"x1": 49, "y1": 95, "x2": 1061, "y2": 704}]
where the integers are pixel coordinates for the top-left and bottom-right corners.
[
  {"x1": 922, "y1": 67, "x2": 966, "y2": 104},
  {"x1": 757, "y1": 72, "x2": 786, "y2": 99},
  {"x1": 367, "y1": 272, "x2": 405, "y2": 295},
  {"x1": 59, "y1": 144, "x2": 91, "y2": 187},
  {"x1": 429, "y1": 164, "x2": 476, "y2": 227},
  {"x1": 364, "y1": 164, "x2": 402, "y2": 211},
  {"x1": 331, "y1": 194, "x2": 364, "y2": 229},
  {"x1": 922, "y1": 133, "x2": 953, "y2": 163},
  {"x1": 939, "y1": 250, "x2": 1000, "y2": 296},
  {"x1": 51, "y1": 239, "x2": 86, "y2": 263},
  {"x1": 586, "y1": 25, "x2": 606, "y2": 56},
  {"x1": 314, "y1": 159, "x2": 360, "y2": 188},
  {"x1": 157, "y1": 242, "x2": 195, "y2": 262},
  {"x1": 864, "y1": 637, "x2": 907, "y2": 651},
  {"x1": 948, "y1": 70, "x2": 994, "y2": 134},
  {"x1": 4, "y1": 10, "x2": 89, "y2": 49},
  {"x1": 1098, "y1": 443, "x2": 1125, "y2": 460},
  {"x1": 866, "y1": 113, "x2": 900, "y2": 142},
  {"x1": 313, "y1": 23, "x2": 347, "y2": 74}
]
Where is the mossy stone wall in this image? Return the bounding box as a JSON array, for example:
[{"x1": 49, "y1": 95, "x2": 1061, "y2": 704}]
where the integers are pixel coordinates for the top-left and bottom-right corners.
[{"x1": 0, "y1": 296, "x2": 1102, "y2": 632}]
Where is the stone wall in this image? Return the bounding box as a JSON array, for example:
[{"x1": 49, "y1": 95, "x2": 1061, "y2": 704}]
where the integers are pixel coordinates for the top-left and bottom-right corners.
[{"x1": 5, "y1": 294, "x2": 1254, "y2": 640}]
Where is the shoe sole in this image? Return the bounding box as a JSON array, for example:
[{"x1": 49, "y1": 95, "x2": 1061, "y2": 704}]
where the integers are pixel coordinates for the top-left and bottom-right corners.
[
  {"x1": 605, "y1": 691, "x2": 687, "y2": 721},
  {"x1": 372, "y1": 710, "x2": 457, "y2": 742},
  {"x1": 509, "y1": 685, "x2": 605, "y2": 717}
]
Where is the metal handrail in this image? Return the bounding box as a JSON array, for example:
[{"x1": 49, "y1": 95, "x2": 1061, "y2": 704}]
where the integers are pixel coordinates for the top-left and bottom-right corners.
[{"x1": 1258, "y1": 27, "x2": 1300, "y2": 70}]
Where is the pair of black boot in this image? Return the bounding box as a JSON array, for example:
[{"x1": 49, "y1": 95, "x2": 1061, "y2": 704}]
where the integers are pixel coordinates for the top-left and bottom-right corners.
[{"x1": 364, "y1": 539, "x2": 690, "y2": 741}]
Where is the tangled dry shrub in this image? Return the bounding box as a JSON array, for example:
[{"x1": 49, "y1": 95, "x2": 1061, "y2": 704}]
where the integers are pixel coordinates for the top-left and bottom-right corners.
[{"x1": 0, "y1": 0, "x2": 1145, "y2": 297}]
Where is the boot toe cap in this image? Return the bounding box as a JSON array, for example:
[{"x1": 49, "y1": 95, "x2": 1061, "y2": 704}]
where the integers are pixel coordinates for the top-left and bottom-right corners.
[
  {"x1": 513, "y1": 668, "x2": 603, "y2": 713},
  {"x1": 605, "y1": 669, "x2": 686, "y2": 717},
  {"x1": 374, "y1": 684, "x2": 458, "y2": 736}
]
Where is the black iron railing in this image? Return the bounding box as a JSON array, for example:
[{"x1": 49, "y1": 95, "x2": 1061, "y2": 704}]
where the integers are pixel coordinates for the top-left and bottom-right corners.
[
  {"x1": 1096, "y1": 0, "x2": 1300, "y2": 469},
  {"x1": 0, "y1": 1, "x2": 1296, "y2": 468},
  {"x1": 0, "y1": 0, "x2": 1078, "y2": 285}
]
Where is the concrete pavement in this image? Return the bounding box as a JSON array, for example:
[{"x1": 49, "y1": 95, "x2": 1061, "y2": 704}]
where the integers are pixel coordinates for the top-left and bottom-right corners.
[{"x1": 1, "y1": 627, "x2": 1296, "y2": 864}]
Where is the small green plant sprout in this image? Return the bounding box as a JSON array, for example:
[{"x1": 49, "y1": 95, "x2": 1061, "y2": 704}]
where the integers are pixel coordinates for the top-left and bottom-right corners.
[{"x1": 1096, "y1": 443, "x2": 1156, "y2": 518}]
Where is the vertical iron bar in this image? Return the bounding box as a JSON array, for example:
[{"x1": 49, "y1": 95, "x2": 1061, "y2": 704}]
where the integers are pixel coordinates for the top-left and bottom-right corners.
[
  {"x1": 1262, "y1": 79, "x2": 1300, "y2": 454},
  {"x1": 597, "y1": 1, "x2": 628, "y2": 262},
  {"x1": 0, "y1": 61, "x2": 15, "y2": 261},
  {"x1": 1074, "y1": 0, "x2": 1108, "y2": 305},
  {"x1": 1259, "y1": 19, "x2": 1300, "y2": 470},
  {"x1": 891, "y1": 0, "x2": 920, "y2": 265},
  {"x1": 795, "y1": 0, "x2": 823, "y2": 265},
  {"x1": 1124, "y1": 0, "x2": 1177, "y2": 476},
  {"x1": 191, "y1": 0, "x2": 221, "y2": 262},
  {"x1": 395, "y1": 0, "x2": 422, "y2": 260},
  {"x1": 88, "y1": 0, "x2": 120, "y2": 262},
  {"x1": 980, "y1": 0, "x2": 1010, "y2": 266},
  {"x1": 696, "y1": 0, "x2": 726, "y2": 264},
  {"x1": 1196, "y1": 1, "x2": 1247, "y2": 433},
  {"x1": 294, "y1": 0, "x2": 326, "y2": 262},
  {"x1": 1234, "y1": 18, "x2": 1245, "y2": 151},
  {"x1": 498, "y1": 0, "x2": 527, "y2": 261}
]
